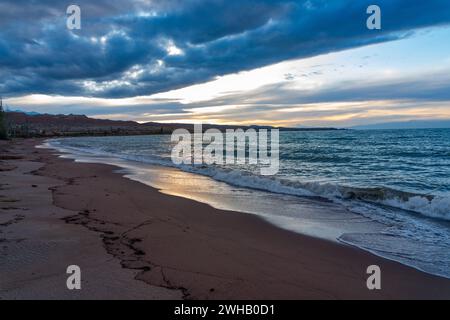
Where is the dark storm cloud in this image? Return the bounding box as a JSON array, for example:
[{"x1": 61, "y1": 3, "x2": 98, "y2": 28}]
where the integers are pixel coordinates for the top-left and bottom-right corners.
[{"x1": 1, "y1": 0, "x2": 450, "y2": 98}]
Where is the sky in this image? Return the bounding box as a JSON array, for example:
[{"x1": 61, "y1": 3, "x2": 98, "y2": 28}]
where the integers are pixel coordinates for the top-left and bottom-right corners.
[{"x1": 2, "y1": 0, "x2": 450, "y2": 127}]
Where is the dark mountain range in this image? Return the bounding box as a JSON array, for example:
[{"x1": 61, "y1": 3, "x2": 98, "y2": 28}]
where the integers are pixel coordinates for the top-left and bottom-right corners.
[{"x1": 4, "y1": 111, "x2": 340, "y2": 138}]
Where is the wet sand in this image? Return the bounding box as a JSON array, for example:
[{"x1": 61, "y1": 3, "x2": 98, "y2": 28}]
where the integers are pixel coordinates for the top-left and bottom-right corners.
[{"x1": 1, "y1": 138, "x2": 450, "y2": 299}]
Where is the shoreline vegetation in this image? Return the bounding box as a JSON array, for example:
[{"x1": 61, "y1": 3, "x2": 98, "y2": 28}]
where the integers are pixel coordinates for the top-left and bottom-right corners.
[
  {"x1": 3, "y1": 111, "x2": 343, "y2": 138},
  {"x1": 0, "y1": 100, "x2": 8, "y2": 140},
  {"x1": 1, "y1": 139, "x2": 450, "y2": 299}
]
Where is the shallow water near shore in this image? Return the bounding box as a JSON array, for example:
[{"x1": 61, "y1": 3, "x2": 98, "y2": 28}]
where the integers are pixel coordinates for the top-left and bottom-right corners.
[{"x1": 41, "y1": 129, "x2": 450, "y2": 279}]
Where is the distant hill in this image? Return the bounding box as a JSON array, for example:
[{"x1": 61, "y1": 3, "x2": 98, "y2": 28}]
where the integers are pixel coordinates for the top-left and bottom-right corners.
[
  {"x1": 4, "y1": 111, "x2": 340, "y2": 138},
  {"x1": 351, "y1": 119, "x2": 450, "y2": 130},
  {"x1": 7, "y1": 109, "x2": 41, "y2": 116}
]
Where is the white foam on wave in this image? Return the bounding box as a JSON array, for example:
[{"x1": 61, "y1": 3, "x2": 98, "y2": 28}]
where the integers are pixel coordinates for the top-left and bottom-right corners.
[
  {"x1": 382, "y1": 195, "x2": 450, "y2": 221},
  {"x1": 182, "y1": 166, "x2": 450, "y2": 222},
  {"x1": 178, "y1": 165, "x2": 316, "y2": 197}
]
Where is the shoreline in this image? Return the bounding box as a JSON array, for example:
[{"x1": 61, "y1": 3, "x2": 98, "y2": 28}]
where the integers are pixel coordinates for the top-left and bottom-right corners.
[
  {"x1": 44, "y1": 137, "x2": 450, "y2": 280},
  {"x1": 1, "y1": 138, "x2": 450, "y2": 299}
]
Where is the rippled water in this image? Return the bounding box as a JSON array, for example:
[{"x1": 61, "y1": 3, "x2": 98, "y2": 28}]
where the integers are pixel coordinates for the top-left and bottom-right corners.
[{"x1": 45, "y1": 128, "x2": 450, "y2": 278}]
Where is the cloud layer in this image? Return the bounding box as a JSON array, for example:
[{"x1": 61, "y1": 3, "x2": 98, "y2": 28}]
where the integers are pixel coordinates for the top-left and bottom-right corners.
[{"x1": 2, "y1": 0, "x2": 450, "y2": 98}]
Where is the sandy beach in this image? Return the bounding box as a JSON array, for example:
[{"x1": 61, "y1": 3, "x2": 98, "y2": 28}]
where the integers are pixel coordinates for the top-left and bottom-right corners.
[{"x1": 1, "y1": 138, "x2": 450, "y2": 300}]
